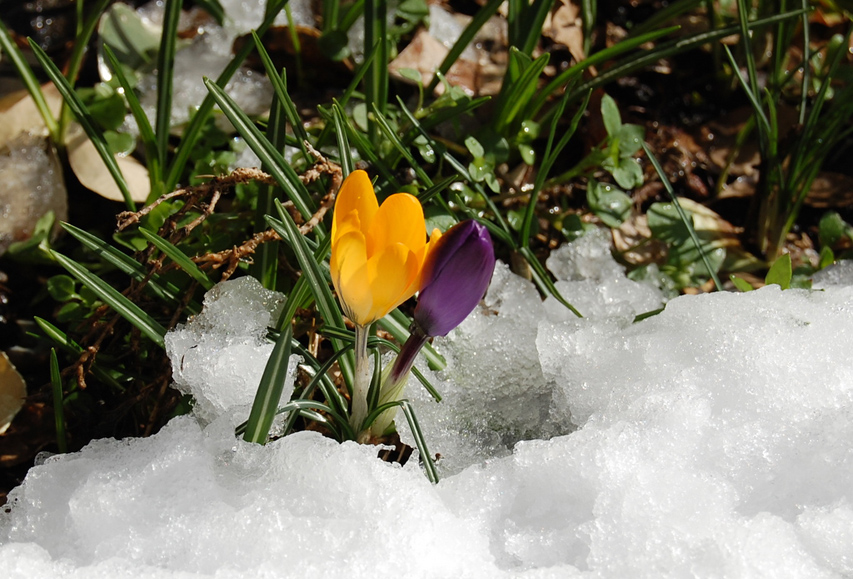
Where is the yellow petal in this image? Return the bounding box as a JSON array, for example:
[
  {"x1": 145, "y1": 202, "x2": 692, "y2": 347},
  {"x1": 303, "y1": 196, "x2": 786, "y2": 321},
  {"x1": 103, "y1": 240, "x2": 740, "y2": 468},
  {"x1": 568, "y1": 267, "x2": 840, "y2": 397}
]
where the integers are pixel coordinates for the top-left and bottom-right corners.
[
  {"x1": 364, "y1": 242, "x2": 420, "y2": 322},
  {"x1": 332, "y1": 170, "x2": 378, "y2": 243},
  {"x1": 365, "y1": 193, "x2": 426, "y2": 257},
  {"x1": 330, "y1": 231, "x2": 373, "y2": 324}
]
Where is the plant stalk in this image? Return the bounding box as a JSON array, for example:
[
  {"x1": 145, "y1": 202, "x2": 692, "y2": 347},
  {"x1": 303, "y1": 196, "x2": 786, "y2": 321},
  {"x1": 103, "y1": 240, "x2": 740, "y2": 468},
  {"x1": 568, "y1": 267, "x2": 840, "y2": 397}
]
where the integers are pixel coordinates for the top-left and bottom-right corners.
[{"x1": 349, "y1": 323, "x2": 371, "y2": 431}]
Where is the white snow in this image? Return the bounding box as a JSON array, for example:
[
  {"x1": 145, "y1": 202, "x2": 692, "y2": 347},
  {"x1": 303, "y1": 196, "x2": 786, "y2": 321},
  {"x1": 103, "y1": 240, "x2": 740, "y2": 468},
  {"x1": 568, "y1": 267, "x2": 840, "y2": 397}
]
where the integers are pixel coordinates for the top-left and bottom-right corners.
[{"x1": 3, "y1": 229, "x2": 853, "y2": 578}]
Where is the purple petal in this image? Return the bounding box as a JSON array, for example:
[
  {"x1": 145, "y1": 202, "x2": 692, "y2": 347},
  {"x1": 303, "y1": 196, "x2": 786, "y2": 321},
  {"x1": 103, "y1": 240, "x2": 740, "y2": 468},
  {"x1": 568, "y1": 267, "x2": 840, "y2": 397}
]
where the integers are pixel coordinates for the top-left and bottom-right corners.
[{"x1": 415, "y1": 221, "x2": 495, "y2": 337}]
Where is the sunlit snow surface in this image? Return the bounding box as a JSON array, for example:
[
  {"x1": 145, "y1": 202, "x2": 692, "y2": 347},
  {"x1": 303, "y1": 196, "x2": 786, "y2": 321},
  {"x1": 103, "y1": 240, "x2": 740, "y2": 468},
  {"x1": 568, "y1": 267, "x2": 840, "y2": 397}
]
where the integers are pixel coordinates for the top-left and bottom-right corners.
[{"x1": 4, "y1": 231, "x2": 853, "y2": 578}]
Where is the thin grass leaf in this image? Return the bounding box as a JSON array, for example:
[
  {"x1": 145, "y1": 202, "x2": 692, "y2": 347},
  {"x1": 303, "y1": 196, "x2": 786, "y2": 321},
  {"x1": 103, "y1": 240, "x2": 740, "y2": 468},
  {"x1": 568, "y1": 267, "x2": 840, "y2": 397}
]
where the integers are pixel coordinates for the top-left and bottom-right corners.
[
  {"x1": 494, "y1": 50, "x2": 549, "y2": 133},
  {"x1": 251, "y1": 32, "x2": 310, "y2": 155},
  {"x1": 268, "y1": 204, "x2": 354, "y2": 384},
  {"x1": 239, "y1": 398, "x2": 353, "y2": 441},
  {"x1": 365, "y1": 348, "x2": 382, "y2": 416},
  {"x1": 49, "y1": 349, "x2": 67, "y2": 453},
  {"x1": 643, "y1": 142, "x2": 723, "y2": 291},
  {"x1": 155, "y1": 0, "x2": 183, "y2": 169},
  {"x1": 331, "y1": 104, "x2": 354, "y2": 176},
  {"x1": 723, "y1": 45, "x2": 772, "y2": 136},
  {"x1": 61, "y1": 222, "x2": 200, "y2": 314},
  {"x1": 103, "y1": 45, "x2": 162, "y2": 192},
  {"x1": 0, "y1": 19, "x2": 59, "y2": 141},
  {"x1": 426, "y1": 0, "x2": 504, "y2": 93},
  {"x1": 562, "y1": 11, "x2": 805, "y2": 107},
  {"x1": 327, "y1": 101, "x2": 399, "y2": 188},
  {"x1": 734, "y1": 0, "x2": 761, "y2": 106},
  {"x1": 163, "y1": 0, "x2": 287, "y2": 194},
  {"x1": 29, "y1": 40, "x2": 135, "y2": 210},
  {"x1": 35, "y1": 317, "x2": 126, "y2": 391},
  {"x1": 372, "y1": 104, "x2": 433, "y2": 184},
  {"x1": 530, "y1": 26, "x2": 679, "y2": 119},
  {"x1": 194, "y1": 0, "x2": 225, "y2": 25},
  {"x1": 252, "y1": 93, "x2": 284, "y2": 289},
  {"x1": 627, "y1": 0, "x2": 703, "y2": 38},
  {"x1": 314, "y1": 45, "x2": 378, "y2": 150},
  {"x1": 51, "y1": 251, "x2": 167, "y2": 347},
  {"x1": 137, "y1": 228, "x2": 215, "y2": 290},
  {"x1": 285, "y1": 345, "x2": 350, "y2": 427},
  {"x1": 364, "y1": 0, "x2": 389, "y2": 141},
  {"x1": 521, "y1": 88, "x2": 589, "y2": 248},
  {"x1": 518, "y1": 0, "x2": 553, "y2": 56},
  {"x1": 58, "y1": 0, "x2": 113, "y2": 139},
  {"x1": 243, "y1": 325, "x2": 293, "y2": 443},
  {"x1": 399, "y1": 400, "x2": 438, "y2": 483},
  {"x1": 519, "y1": 246, "x2": 583, "y2": 317},
  {"x1": 203, "y1": 78, "x2": 318, "y2": 224}
]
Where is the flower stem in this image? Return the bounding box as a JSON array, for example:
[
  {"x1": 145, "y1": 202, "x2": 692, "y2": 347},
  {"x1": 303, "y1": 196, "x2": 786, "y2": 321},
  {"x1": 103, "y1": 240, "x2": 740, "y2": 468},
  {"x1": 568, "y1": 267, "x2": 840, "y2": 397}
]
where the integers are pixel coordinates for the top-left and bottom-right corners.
[{"x1": 349, "y1": 323, "x2": 371, "y2": 432}]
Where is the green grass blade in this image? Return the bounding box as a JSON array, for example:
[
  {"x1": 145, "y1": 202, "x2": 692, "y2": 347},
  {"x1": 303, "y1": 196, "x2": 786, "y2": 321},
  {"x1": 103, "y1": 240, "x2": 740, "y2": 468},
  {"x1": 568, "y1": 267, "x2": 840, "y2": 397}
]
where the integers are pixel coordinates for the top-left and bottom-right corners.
[
  {"x1": 562, "y1": 12, "x2": 805, "y2": 107},
  {"x1": 28, "y1": 39, "x2": 135, "y2": 210},
  {"x1": 194, "y1": 0, "x2": 225, "y2": 24},
  {"x1": 203, "y1": 78, "x2": 318, "y2": 224},
  {"x1": 163, "y1": 0, "x2": 288, "y2": 193},
  {"x1": 51, "y1": 251, "x2": 167, "y2": 347},
  {"x1": 102, "y1": 45, "x2": 162, "y2": 192},
  {"x1": 399, "y1": 400, "x2": 438, "y2": 483},
  {"x1": 494, "y1": 50, "x2": 549, "y2": 133},
  {"x1": 243, "y1": 325, "x2": 293, "y2": 443},
  {"x1": 328, "y1": 101, "x2": 399, "y2": 187},
  {"x1": 627, "y1": 0, "x2": 702, "y2": 38},
  {"x1": 155, "y1": 0, "x2": 182, "y2": 169},
  {"x1": 364, "y1": 0, "x2": 389, "y2": 141},
  {"x1": 530, "y1": 26, "x2": 679, "y2": 119},
  {"x1": 642, "y1": 142, "x2": 723, "y2": 291},
  {"x1": 521, "y1": 88, "x2": 589, "y2": 248},
  {"x1": 61, "y1": 222, "x2": 200, "y2": 314},
  {"x1": 519, "y1": 0, "x2": 553, "y2": 56},
  {"x1": 0, "y1": 19, "x2": 59, "y2": 141},
  {"x1": 251, "y1": 32, "x2": 310, "y2": 155},
  {"x1": 138, "y1": 228, "x2": 215, "y2": 290},
  {"x1": 426, "y1": 0, "x2": 504, "y2": 93},
  {"x1": 267, "y1": 205, "x2": 354, "y2": 384},
  {"x1": 519, "y1": 246, "x2": 583, "y2": 317},
  {"x1": 58, "y1": 0, "x2": 113, "y2": 139},
  {"x1": 49, "y1": 349, "x2": 68, "y2": 453},
  {"x1": 331, "y1": 103, "x2": 353, "y2": 176},
  {"x1": 723, "y1": 45, "x2": 772, "y2": 137}
]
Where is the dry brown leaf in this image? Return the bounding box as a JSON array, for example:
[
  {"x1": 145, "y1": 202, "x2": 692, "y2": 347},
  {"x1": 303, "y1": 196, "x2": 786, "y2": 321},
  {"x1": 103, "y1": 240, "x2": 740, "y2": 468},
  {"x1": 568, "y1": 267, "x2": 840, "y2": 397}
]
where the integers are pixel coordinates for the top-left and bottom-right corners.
[
  {"x1": 545, "y1": 0, "x2": 585, "y2": 63},
  {"x1": 804, "y1": 171, "x2": 853, "y2": 208},
  {"x1": 65, "y1": 122, "x2": 150, "y2": 203},
  {"x1": 0, "y1": 352, "x2": 27, "y2": 435}
]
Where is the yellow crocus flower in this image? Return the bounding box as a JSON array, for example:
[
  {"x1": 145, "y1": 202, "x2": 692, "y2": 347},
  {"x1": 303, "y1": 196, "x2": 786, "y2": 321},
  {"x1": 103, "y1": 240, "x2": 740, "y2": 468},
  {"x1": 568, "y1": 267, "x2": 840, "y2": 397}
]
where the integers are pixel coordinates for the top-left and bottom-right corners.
[{"x1": 330, "y1": 170, "x2": 430, "y2": 326}]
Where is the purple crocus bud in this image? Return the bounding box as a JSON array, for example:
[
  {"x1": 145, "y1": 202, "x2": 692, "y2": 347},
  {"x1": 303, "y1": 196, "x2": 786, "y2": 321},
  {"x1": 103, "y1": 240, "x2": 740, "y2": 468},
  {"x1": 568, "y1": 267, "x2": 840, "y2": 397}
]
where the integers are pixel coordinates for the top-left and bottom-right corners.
[{"x1": 414, "y1": 220, "x2": 495, "y2": 337}]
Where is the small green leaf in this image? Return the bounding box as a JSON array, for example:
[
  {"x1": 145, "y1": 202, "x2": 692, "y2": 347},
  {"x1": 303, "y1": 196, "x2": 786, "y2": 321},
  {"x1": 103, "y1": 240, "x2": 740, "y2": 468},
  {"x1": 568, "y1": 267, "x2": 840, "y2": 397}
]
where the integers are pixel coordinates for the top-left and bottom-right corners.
[
  {"x1": 47, "y1": 275, "x2": 78, "y2": 302},
  {"x1": 617, "y1": 124, "x2": 645, "y2": 156},
  {"x1": 519, "y1": 143, "x2": 536, "y2": 165},
  {"x1": 465, "y1": 136, "x2": 485, "y2": 158},
  {"x1": 765, "y1": 254, "x2": 792, "y2": 290},
  {"x1": 608, "y1": 156, "x2": 644, "y2": 189},
  {"x1": 730, "y1": 275, "x2": 755, "y2": 292},
  {"x1": 818, "y1": 211, "x2": 848, "y2": 248},
  {"x1": 601, "y1": 94, "x2": 622, "y2": 136},
  {"x1": 587, "y1": 180, "x2": 632, "y2": 228},
  {"x1": 818, "y1": 246, "x2": 835, "y2": 270},
  {"x1": 397, "y1": 67, "x2": 423, "y2": 84}
]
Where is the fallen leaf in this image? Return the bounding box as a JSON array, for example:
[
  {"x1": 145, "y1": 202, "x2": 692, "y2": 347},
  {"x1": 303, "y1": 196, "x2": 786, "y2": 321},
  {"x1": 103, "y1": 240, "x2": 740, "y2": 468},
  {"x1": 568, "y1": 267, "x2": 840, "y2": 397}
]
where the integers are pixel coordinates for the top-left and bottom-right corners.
[
  {"x1": 0, "y1": 82, "x2": 63, "y2": 148},
  {"x1": 65, "y1": 122, "x2": 150, "y2": 203},
  {"x1": 544, "y1": 0, "x2": 585, "y2": 63},
  {"x1": 0, "y1": 351, "x2": 26, "y2": 435}
]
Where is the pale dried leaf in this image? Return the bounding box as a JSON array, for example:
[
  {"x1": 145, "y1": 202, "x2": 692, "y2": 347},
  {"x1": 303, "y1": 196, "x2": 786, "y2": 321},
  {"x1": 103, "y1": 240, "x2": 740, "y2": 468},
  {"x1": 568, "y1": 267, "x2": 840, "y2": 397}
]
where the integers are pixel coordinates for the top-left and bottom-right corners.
[
  {"x1": 65, "y1": 122, "x2": 149, "y2": 203},
  {"x1": 0, "y1": 351, "x2": 27, "y2": 435},
  {"x1": 545, "y1": 0, "x2": 585, "y2": 62},
  {"x1": 0, "y1": 83, "x2": 63, "y2": 148}
]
